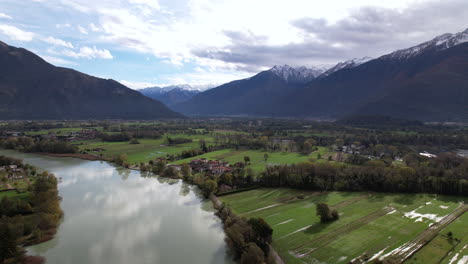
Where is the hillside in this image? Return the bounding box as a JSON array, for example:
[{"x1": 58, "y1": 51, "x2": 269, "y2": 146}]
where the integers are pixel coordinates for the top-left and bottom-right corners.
[
  {"x1": 0, "y1": 41, "x2": 182, "y2": 120},
  {"x1": 175, "y1": 29, "x2": 468, "y2": 121}
]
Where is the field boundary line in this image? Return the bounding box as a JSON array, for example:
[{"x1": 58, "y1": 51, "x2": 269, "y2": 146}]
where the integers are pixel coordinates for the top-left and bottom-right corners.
[
  {"x1": 381, "y1": 203, "x2": 467, "y2": 263},
  {"x1": 292, "y1": 206, "x2": 395, "y2": 257}
]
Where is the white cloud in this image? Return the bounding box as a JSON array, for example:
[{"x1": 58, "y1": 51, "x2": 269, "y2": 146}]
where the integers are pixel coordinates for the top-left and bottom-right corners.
[
  {"x1": 0, "y1": 13, "x2": 12, "y2": 20},
  {"x1": 43, "y1": 36, "x2": 74, "y2": 48},
  {"x1": 128, "y1": 0, "x2": 160, "y2": 10},
  {"x1": 56, "y1": 23, "x2": 71, "y2": 28},
  {"x1": 77, "y1": 25, "x2": 88, "y2": 34},
  {"x1": 0, "y1": 24, "x2": 34, "y2": 41},
  {"x1": 89, "y1": 23, "x2": 100, "y2": 32},
  {"x1": 61, "y1": 46, "x2": 113, "y2": 59},
  {"x1": 119, "y1": 80, "x2": 157, "y2": 89},
  {"x1": 40, "y1": 55, "x2": 77, "y2": 66}
]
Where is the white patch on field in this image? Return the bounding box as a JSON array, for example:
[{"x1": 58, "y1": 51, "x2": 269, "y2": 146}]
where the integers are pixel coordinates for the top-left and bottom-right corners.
[
  {"x1": 458, "y1": 255, "x2": 468, "y2": 264},
  {"x1": 276, "y1": 219, "x2": 293, "y2": 225},
  {"x1": 367, "y1": 247, "x2": 389, "y2": 263},
  {"x1": 266, "y1": 213, "x2": 280, "y2": 218},
  {"x1": 403, "y1": 205, "x2": 445, "y2": 223},
  {"x1": 337, "y1": 256, "x2": 347, "y2": 262},
  {"x1": 440, "y1": 205, "x2": 449, "y2": 209},
  {"x1": 449, "y1": 253, "x2": 460, "y2": 264},
  {"x1": 387, "y1": 209, "x2": 397, "y2": 215},
  {"x1": 280, "y1": 225, "x2": 312, "y2": 239},
  {"x1": 243, "y1": 203, "x2": 280, "y2": 215},
  {"x1": 449, "y1": 245, "x2": 468, "y2": 264}
]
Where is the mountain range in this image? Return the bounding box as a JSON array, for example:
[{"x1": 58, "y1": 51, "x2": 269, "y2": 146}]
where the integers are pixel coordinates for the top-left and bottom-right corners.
[
  {"x1": 174, "y1": 28, "x2": 468, "y2": 121},
  {"x1": 139, "y1": 85, "x2": 202, "y2": 107},
  {"x1": 0, "y1": 41, "x2": 182, "y2": 120}
]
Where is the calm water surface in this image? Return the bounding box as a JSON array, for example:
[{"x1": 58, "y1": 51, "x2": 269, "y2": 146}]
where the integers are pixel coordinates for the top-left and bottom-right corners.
[{"x1": 0, "y1": 150, "x2": 232, "y2": 264}]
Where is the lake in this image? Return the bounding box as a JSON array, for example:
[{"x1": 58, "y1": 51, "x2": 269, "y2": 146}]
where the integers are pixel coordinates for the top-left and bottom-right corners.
[{"x1": 0, "y1": 149, "x2": 232, "y2": 264}]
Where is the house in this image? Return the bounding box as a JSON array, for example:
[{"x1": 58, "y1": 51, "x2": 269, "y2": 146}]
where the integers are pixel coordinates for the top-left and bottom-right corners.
[{"x1": 189, "y1": 159, "x2": 231, "y2": 175}]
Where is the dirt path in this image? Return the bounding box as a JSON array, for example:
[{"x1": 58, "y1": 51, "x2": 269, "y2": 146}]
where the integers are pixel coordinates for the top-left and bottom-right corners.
[
  {"x1": 269, "y1": 245, "x2": 286, "y2": 264},
  {"x1": 331, "y1": 193, "x2": 371, "y2": 210},
  {"x1": 292, "y1": 206, "x2": 395, "y2": 258},
  {"x1": 382, "y1": 203, "x2": 468, "y2": 263}
]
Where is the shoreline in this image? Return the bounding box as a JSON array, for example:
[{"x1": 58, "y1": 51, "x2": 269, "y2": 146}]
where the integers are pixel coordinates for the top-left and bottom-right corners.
[
  {"x1": 8, "y1": 150, "x2": 283, "y2": 264},
  {"x1": 38, "y1": 152, "x2": 106, "y2": 161}
]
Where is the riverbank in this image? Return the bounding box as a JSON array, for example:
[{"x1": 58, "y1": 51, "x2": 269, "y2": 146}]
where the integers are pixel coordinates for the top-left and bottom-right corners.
[
  {"x1": 4, "y1": 149, "x2": 273, "y2": 264},
  {"x1": 39, "y1": 152, "x2": 105, "y2": 161},
  {"x1": 210, "y1": 193, "x2": 284, "y2": 264},
  {"x1": 0, "y1": 155, "x2": 62, "y2": 264}
]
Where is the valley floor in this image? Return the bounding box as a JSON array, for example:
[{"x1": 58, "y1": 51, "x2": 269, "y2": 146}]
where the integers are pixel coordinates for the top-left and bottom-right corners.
[{"x1": 219, "y1": 188, "x2": 467, "y2": 264}]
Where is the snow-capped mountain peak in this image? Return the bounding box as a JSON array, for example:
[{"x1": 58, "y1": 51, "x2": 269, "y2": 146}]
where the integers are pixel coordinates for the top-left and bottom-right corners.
[
  {"x1": 386, "y1": 28, "x2": 468, "y2": 60},
  {"x1": 321, "y1": 56, "x2": 373, "y2": 77},
  {"x1": 270, "y1": 64, "x2": 327, "y2": 83}
]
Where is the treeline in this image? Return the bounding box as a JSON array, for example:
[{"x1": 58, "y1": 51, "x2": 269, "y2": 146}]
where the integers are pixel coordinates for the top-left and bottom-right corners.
[
  {"x1": 0, "y1": 171, "x2": 63, "y2": 263},
  {"x1": 259, "y1": 153, "x2": 468, "y2": 196},
  {"x1": 165, "y1": 136, "x2": 192, "y2": 145},
  {"x1": 0, "y1": 137, "x2": 78, "y2": 154},
  {"x1": 215, "y1": 203, "x2": 275, "y2": 264}
]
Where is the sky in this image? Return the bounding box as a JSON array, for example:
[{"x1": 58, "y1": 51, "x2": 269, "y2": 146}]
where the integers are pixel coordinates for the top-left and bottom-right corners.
[{"x1": 1, "y1": 0, "x2": 468, "y2": 89}]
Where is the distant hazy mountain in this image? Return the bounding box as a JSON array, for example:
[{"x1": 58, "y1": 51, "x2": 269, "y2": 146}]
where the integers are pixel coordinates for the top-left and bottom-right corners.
[
  {"x1": 175, "y1": 28, "x2": 468, "y2": 121},
  {"x1": 139, "y1": 85, "x2": 203, "y2": 107},
  {"x1": 0, "y1": 41, "x2": 182, "y2": 120}
]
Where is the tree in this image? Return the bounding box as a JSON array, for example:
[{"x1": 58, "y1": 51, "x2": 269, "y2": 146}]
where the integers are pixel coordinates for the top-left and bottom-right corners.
[
  {"x1": 244, "y1": 156, "x2": 251, "y2": 165},
  {"x1": 240, "y1": 243, "x2": 265, "y2": 264},
  {"x1": 163, "y1": 166, "x2": 179, "y2": 178},
  {"x1": 181, "y1": 163, "x2": 192, "y2": 181},
  {"x1": 129, "y1": 138, "x2": 140, "y2": 144},
  {"x1": 303, "y1": 139, "x2": 317, "y2": 154},
  {"x1": 199, "y1": 138, "x2": 208, "y2": 152},
  {"x1": 316, "y1": 202, "x2": 338, "y2": 223},
  {"x1": 152, "y1": 161, "x2": 166, "y2": 174},
  {"x1": 263, "y1": 153, "x2": 269, "y2": 162},
  {"x1": 0, "y1": 224, "x2": 18, "y2": 261},
  {"x1": 248, "y1": 218, "x2": 273, "y2": 243},
  {"x1": 335, "y1": 139, "x2": 344, "y2": 151},
  {"x1": 203, "y1": 180, "x2": 218, "y2": 197}
]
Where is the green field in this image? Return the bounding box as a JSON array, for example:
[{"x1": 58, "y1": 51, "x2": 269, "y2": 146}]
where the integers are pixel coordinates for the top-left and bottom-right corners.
[
  {"x1": 172, "y1": 148, "x2": 325, "y2": 173},
  {"x1": 25, "y1": 127, "x2": 103, "y2": 135},
  {"x1": 219, "y1": 188, "x2": 467, "y2": 264},
  {"x1": 0, "y1": 190, "x2": 30, "y2": 200},
  {"x1": 78, "y1": 134, "x2": 215, "y2": 164}
]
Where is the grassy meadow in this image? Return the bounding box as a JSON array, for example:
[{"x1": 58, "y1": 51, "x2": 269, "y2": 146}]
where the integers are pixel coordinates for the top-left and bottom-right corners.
[{"x1": 219, "y1": 188, "x2": 467, "y2": 264}]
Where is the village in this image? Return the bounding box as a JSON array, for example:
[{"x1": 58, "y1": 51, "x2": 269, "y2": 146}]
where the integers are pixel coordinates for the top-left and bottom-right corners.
[{"x1": 0, "y1": 158, "x2": 35, "y2": 193}]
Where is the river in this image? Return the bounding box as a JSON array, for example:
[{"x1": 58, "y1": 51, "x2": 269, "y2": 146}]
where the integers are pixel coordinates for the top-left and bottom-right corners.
[{"x1": 0, "y1": 149, "x2": 233, "y2": 264}]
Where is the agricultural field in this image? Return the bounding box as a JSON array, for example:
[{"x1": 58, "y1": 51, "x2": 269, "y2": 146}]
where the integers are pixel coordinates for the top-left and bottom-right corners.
[
  {"x1": 219, "y1": 188, "x2": 467, "y2": 264},
  {"x1": 173, "y1": 148, "x2": 330, "y2": 173},
  {"x1": 78, "y1": 134, "x2": 214, "y2": 164},
  {"x1": 24, "y1": 127, "x2": 103, "y2": 135}
]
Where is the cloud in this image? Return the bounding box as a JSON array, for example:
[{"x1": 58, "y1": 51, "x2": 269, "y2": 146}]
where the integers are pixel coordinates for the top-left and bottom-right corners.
[
  {"x1": 3, "y1": 0, "x2": 468, "y2": 86},
  {"x1": 192, "y1": 0, "x2": 468, "y2": 69},
  {"x1": 119, "y1": 80, "x2": 157, "y2": 89},
  {"x1": 129, "y1": 0, "x2": 160, "y2": 10},
  {"x1": 0, "y1": 13, "x2": 12, "y2": 20},
  {"x1": 43, "y1": 36, "x2": 74, "y2": 48},
  {"x1": 89, "y1": 23, "x2": 101, "y2": 32},
  {"x1": 61, "y1": 46, "x2": 113, "y2": 59},
  {"x1": 77, "y1": 25, "x2": 88, "y2": 34},
  {"x1": 0, "y1": 24, "x2": 34, "y2": 41},
  {"x1": 39, "y1": 55, "x2": 77, "y2": 66},
  {"x1": 56, "y1": 23, "x2": 71, "y2": 29}
]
